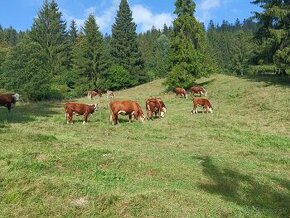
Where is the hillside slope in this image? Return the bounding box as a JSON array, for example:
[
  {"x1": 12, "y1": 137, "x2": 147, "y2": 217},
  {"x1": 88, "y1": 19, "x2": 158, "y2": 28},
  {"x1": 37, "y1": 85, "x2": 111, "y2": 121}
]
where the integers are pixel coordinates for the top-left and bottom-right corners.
[{"x1": 0, "y1": 74, "x2": 289, "y2": 217}]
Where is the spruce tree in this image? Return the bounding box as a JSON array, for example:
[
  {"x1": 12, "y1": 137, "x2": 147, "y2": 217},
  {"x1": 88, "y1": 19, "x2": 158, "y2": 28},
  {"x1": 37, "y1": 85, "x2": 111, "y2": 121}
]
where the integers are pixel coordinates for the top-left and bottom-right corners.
[
  {"x1": 72, "y1": 14, "x2": 108, "y2": 93},
  {"x1": 251, "y1": 0, "x2": 290, "y2": 75},
  {"x1": 165, "y1": 0, "x2": 214, "y2": 89},
  {"x1": 110, "y1": 0, "x2": 145, "y2": 85},
  {"x1": 30, "y1": 0, "x2": 69, "y2": 77},
  {"x1": 68, "y1": 20, "x2": 78, "y2": 45}
]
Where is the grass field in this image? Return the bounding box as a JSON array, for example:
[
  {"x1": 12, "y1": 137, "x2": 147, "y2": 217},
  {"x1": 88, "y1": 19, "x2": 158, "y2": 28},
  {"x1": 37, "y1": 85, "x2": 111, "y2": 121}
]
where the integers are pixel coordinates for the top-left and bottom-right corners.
[{"x1": 0, "y1": 74, "x2": 290, "y2": 217}]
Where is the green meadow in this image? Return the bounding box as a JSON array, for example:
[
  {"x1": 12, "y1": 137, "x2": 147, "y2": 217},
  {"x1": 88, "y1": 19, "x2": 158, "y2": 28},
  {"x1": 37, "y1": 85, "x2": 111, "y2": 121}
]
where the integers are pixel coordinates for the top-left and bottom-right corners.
[{"x1": 0, "y1": 74, "x2": 290, "y2": 217}]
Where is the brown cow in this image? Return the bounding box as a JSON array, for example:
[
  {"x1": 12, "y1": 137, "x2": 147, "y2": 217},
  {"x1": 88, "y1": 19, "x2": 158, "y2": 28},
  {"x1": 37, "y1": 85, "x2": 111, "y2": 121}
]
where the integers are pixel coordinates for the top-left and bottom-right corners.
[
  {"x1": 145, "y1": 98, "x2": 167, "y2": 119},
  {"x1": 110, "y1": 100, "x2": 145, "y2": 125},
  {"x1": 174, "y1": 87, "x2": 188, "y2": 99},
  {"x1": 87, "y1": 90, "x2": 102, "y2": 100},
  {"x1": 0, "y1": 93, "x2": 20, "y2": 112},
  {"x1": 65, "y1": 102, "x2": 98, "y2": 124},
  {"x1": 190, "y1": 86, "x2": 207, "y2": 96},
  {"x1": 192, "y1": 98, "x2": 213, "y2": 114}
]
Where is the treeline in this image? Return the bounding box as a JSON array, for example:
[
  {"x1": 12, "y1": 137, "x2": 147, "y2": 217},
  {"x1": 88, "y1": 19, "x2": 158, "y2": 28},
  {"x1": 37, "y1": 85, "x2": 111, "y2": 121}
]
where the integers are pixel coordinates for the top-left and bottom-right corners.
[
  {"x1": 207, "y1": 18, "x2": 259, "y2": 75},
  {"x1": 0, "y1": 0, "x2": 176, "y2": 100},
  {"x1": 0, "y1": 0, "x2": 289, "y2": 100},
  {"x1": 208, "y1": 0, "x2": 289, "y2": 76}
]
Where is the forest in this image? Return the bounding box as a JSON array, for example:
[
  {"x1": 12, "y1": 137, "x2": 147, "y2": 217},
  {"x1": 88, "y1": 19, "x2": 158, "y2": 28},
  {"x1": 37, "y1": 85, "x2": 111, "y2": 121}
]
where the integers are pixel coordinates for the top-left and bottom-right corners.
[{"x1": 0, "y1": 0, "x2": 289, "y2": 100}]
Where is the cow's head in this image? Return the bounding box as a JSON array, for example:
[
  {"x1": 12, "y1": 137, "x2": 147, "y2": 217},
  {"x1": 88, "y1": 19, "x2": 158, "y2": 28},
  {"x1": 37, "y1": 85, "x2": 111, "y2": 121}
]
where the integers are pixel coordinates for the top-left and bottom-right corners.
[
  {"x1": 139, "y1": 113, "x2": 146, "y2": 122},
  {"x1": 12, "y1": 93, "x2": 20, "y2": 102},
  {"x1": 89, "y1": 104, "x2": 98, "y2": 113},
  {"x1": 160, "y1": 107, "x2": 167, "y2": 118},
  {"x1": 208, "y1": 105, "x2": 213, "y2": 113}
]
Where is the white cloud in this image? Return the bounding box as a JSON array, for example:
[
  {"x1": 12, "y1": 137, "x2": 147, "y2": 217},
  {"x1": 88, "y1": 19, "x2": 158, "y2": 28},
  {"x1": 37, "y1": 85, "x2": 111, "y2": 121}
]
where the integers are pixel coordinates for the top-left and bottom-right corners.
[
  {"x1": 61, "y1": 0, "x2": 120, "y2": 33},
  {"x1": 200, "y1": 0, "x2": 220, "y2": 11},
  {"x1": 61, "y1": 0, "x2": 173, "y2": 34},
  {"x1": 197, "y1": 0, "x2": 221, "y2": 23},
  {"x1": 132, "y1": 5, "x2": 174, "y2": 32},
  {"x1": 197, "y1": 0, "x2": 233, "y2": 23}
]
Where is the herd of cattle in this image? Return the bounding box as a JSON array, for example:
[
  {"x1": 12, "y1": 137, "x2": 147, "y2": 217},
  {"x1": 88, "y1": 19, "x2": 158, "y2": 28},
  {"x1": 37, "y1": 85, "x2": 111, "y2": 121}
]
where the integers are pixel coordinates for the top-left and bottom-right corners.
[{"x1": 0, "y1": 86, "x2": 213, "y2": 125}]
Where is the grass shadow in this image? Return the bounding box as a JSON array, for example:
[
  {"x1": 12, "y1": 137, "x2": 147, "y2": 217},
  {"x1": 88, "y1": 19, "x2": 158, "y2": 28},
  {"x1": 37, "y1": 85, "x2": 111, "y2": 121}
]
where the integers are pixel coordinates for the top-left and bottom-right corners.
[
  {"x1": 241, "y1": 74, "x2": 290, "y2": 88},
  {"x1": 196, "y1": 156, "x2": 290, "y2": 217},
  {"x1": 0, "y1": 102, "x2": 61, "y2": 126},
  {"x1": 196, "y1": 78, "x2": 217, "y2": 87}
]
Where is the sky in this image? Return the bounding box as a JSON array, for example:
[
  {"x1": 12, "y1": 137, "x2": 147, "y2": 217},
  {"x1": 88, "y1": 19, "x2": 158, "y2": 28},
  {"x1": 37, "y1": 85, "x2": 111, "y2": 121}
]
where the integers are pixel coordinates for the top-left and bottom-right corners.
[{"x1": 0, "y1": 0, "x2": 261, "y2": 34}]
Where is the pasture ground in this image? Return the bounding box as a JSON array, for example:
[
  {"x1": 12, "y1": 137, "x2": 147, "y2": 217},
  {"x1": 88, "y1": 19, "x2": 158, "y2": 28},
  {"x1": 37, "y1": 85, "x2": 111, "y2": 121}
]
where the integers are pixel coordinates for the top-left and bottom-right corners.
[{"x1": 0, "y1": 74, "x2": 290, "y2": 217}]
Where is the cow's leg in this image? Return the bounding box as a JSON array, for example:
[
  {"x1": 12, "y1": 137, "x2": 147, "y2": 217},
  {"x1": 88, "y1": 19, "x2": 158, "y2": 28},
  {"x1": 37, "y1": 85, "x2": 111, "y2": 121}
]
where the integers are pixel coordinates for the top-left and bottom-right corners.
[
  {"x1": 146, "y1": 110, "x2": 152, "y2": 120},
  {"x1": 6, "y1": 103, "x2": 11, "y2": 112},
  {"x1": 129, "y1": 114, "x2": 133, "y2": 122},
  {"x1": 193, "y1": 105, "x2": 198, "y2": 114},
  {"x1": 111, "y1": 113, "x2": 118, "y2": 125},
  {"x1": 157, "y1": 108, "x2": 161, "y2": 118},
  {"x1": 67, "y1": 112, "x2": 73, "y2": 124},
  {"x1": 83, "y1": 113, "x2": 89, "y2": 124}
]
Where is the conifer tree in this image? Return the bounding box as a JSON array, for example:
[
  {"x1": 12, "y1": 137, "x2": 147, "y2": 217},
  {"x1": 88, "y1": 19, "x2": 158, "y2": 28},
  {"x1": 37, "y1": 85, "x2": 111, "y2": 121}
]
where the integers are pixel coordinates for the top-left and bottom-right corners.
[
  {"x1": 165, "y1": 0, "x2": 214, "y2": 89},
  {"x1": 251, "y1": 0, "x2": 290, "y2": 75},
  {"x1": 68, "y1": 20, "x2": 78, "y2": 45},
  {"x1": 30, "y1": 0, "x2": 68, "y2": 77},
  {"x1": 110, "y1": 0, "x2": 145, "y2": 85},
  {"x1": 72, "y1": 14, "x2": 108, "y2": 92}
]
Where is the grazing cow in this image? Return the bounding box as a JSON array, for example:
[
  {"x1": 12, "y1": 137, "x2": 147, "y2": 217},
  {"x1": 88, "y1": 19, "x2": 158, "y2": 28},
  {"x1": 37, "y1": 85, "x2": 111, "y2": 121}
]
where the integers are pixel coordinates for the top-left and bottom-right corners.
[
  {"x1": 192, "y1": 98, "x2": 213, "y2": 114},
  {"x1": 190, "y1": 86, "x2": 207, "y2": 96},
  {"x1": 65, "y1": 102, "x2": 98, "y2": 124},
  {"x1": 145, "y1": 98, "x2": 167, "y2": 119},
  {"x1": 174, "y1": 87, "x2": 188, "y2": 99},
  {"x1": 87, "y1": 90, "x2": 102, "y2": 100},
  {"x1": 106, "y1": 90, "x2": 114, "y2": 99},
  {"x1": 110, "y1": 100, "x2": 145, "y2": 125},
  {"x1": 0, "y1": 93, "x2": 20, "y2": 112}
]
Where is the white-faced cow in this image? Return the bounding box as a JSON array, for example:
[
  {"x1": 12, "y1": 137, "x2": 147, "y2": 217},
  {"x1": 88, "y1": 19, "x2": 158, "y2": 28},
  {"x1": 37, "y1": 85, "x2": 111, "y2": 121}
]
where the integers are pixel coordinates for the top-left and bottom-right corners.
[
  {"x1": 190, "y1": 86, "x2": 207, "y2": 96},
  {"x1": 145, "y1": 98, "x2": 167, "y2": 119},
  {"x1": 174, "y1": 87, "x2": 188, "y2": 99},
  {"x1": 192, "y1": 98, "x2": 213, "y2": 114},
  {"x1": 65, "y1": 102, "x2": 98, "y2": 124},
  {"x1": 0, "y1": 93, "x2": 20, "y2": 112},
  {"x1": 110, "y1": 100, "x2": 145, "y2": 125}
]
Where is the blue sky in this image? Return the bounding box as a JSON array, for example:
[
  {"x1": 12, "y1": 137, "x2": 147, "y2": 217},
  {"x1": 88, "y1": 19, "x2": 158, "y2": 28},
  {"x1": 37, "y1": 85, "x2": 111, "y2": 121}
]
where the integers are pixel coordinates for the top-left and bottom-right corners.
[{"x1": 0, "y1": 0, "x2": 261, "y2": 34}]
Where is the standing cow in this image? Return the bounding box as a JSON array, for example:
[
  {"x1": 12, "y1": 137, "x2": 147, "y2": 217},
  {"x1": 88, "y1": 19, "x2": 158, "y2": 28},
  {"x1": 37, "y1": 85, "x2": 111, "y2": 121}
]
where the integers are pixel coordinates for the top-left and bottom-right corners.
[
  {"x1": 145, "y1": 98, "x2": 167, "y2": 119},
  {"x1": 65, "y1": 102, "x2": 98, "y2": 124},
  {"x1": 0, "y1": 93, "x2": 20, "y2": 112},
  {"x1": 192, "y1": 98, "x2": 213, "y2": 114},
  {"x1": 110, "y1": 100, "x2": 145, "y2": 125},
  {"x1": 190, "y1": 86, "x2": 207, "y2": 96},
  {"x1": 174, "y1": 87, "x2": 188, "y2": 99}
]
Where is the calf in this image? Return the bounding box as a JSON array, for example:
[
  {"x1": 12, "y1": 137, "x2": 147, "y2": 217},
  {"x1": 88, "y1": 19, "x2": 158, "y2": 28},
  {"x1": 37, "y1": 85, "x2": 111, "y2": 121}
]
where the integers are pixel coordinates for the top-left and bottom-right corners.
[
  {"x1": 192, "y1": 98, "x2": 213, "y2": 114},
  {"x1": 0, "y1": 93, "x2": 20, "y2": 112},
  {"x1": 110, "y1": 100, "x2": 145, "y2": 125},
  {"x1": 65, "y1": 102, "x2": 98, "y2": 124},
  {"x1": 174, "y1": 87, "x2": 188, "y2": 99},
  {"x1": 190, "y1": 86, "x2": 207, "y2": 96},
  {"x1": 145, "y1": 98, "x2": 167, "y2": 119}
]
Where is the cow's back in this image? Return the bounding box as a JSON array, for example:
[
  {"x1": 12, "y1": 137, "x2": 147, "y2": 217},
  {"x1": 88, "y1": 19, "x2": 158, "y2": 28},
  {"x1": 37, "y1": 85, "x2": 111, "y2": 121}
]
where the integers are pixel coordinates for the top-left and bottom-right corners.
[{"x1": 110, "y1": 100, "x2": 138, "y2": 113}]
